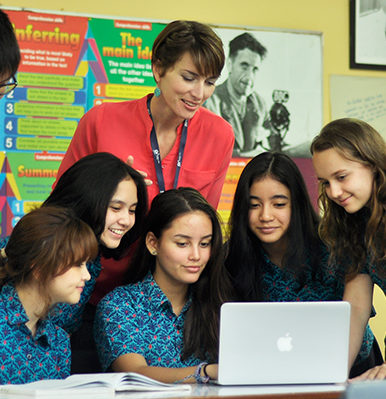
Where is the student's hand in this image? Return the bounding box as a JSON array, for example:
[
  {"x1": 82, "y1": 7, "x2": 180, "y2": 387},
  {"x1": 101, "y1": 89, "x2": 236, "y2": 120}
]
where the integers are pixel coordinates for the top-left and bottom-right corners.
[
  {"x1": 204, "y1": 364, "x2": 218, "y2": 381},
  {"x1": 127, "y1": 155, "x2": 152, "y2": 186},
  {"x1": 350, "y1": 362, "x2": 386, "y2": 381}
]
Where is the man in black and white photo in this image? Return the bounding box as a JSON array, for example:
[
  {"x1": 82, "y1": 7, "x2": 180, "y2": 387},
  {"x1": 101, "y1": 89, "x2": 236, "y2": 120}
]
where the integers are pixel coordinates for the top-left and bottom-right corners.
[{"x1": 205, "y1": 32, "x2": 271, "y2": 157}]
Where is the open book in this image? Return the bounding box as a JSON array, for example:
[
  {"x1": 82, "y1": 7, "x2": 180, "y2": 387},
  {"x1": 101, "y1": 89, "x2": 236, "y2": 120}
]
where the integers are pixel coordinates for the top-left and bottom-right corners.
[{"x1": 0, "y1": 372, "x2": 192, "y2": 397}]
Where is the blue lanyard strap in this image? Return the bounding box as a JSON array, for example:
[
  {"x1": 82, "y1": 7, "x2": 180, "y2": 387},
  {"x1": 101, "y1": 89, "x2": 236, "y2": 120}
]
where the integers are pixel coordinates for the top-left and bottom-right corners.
[{"x1": 147, "y1": 96, "x2": 188, "y2": 193}]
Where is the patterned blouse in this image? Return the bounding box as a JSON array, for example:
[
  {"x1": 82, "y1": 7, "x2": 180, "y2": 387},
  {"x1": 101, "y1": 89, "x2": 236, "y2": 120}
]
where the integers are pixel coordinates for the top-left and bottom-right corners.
[
  {"x1": 258, "y1": 247, "x2": 374, "y2": 364},
  {"x1": 94, "y1": 272, "x2": 205, "y2": 371},
  {"x1": 0, "y1": 284, "x2": 70, "y2": 384},
  {"x1": 1, "y1": 237, "x2": 102, "y2": 334}
]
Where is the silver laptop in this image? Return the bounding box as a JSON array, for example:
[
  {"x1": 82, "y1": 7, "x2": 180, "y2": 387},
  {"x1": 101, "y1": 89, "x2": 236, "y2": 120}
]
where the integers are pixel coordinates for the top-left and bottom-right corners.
[{"x1": 217, "y1": 301, "x2": 350, "y2": 385}]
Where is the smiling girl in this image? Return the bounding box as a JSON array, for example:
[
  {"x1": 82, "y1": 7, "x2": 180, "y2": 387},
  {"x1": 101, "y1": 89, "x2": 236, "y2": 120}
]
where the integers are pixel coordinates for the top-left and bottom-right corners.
[
  {"x1": 311, "y1": 118, "x2": 385, "y2": 380},
  {"x1": 94, "y1": 187, "x2": 233, "y2": 383},
  {"x1": 42, "y1": 152, "x2": 148, "y2": 372},
  {"x1": 225, "y1": 152, "x2": 375, "y2": 377},
  {"x1": 0, "y1": 207, "x2": 98, "y2": 384}
]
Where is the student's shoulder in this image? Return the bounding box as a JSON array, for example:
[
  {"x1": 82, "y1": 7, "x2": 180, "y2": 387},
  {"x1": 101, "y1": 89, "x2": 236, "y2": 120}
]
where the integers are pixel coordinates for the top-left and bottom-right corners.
[
  {"x1": 44, "y1": 318, "x2": 71, "y2": 348},
  {"x1": 97, "y1": 283, "x2": 142, "y2": 309}
]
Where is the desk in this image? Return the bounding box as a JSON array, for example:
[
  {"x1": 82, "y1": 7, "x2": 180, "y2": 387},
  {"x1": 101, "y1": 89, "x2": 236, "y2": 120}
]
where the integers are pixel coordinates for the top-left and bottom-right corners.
[
  {"x1": 0, "y1": 383, "x2": 346, "y2": 399},
  {"x1": 115, "y1": 384, "x2": 345, "y2": 399}
]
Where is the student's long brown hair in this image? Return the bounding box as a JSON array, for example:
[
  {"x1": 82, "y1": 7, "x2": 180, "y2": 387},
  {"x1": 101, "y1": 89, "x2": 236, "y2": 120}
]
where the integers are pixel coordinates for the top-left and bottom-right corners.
[
  {"x1": 310, "y1": 118, "x2": 386, "y2": 279},
  {"x1": 127, "y1": 187, "x2": 234, "y2": 362},
  {"x1": 0, "y1": 206, "x2": 98, "y2": 317}
]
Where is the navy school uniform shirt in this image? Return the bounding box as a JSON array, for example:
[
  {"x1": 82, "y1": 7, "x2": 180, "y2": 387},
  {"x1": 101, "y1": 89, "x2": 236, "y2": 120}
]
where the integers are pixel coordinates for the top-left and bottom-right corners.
[
  {"x1": 365, "y1": 259, "x2": 385, "y2": 294},
  {"x1": 257, "y1": 246, "x2": 375, "y2": 364},
  {"x1": 0, "y1": 237, "x2": 102, "y2": 335},
  {"x1": 365, "y1": 258, "x2": 385, "y2": 354},
  {"x1": 94, "y1": 271, "x2": 206, "y2": 371},
  {"x1": 0, "y1": 283, "x2": 70, "y2": 384},
  {"x1": 0, "y1": 238, "x2": 100, "y2": 384}
]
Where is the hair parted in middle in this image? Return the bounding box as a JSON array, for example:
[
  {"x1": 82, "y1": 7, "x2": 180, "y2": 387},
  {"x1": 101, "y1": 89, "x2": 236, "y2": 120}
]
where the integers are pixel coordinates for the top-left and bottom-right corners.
[
  {"x1": 225, "y1": 152, "x2": 322, "y2": 301},
  {"x1": 151, "y1": 20, "x2": 225, "y2": 78},
  {"x1": 0, "y1": 206, "x2": 98, "y2": 316},
  {"x1": 127, "y1": 187, "x2": 233, "y2": 362},
  {"x1": 43, "y1": 152, "x2": 148, "y2": 259}
]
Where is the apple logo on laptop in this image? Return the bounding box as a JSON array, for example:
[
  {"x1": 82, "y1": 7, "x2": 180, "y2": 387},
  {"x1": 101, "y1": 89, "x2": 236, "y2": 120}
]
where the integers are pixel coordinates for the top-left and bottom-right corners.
[{"x1": 276, "y1": 332, "x2": 293, "y2": 352}]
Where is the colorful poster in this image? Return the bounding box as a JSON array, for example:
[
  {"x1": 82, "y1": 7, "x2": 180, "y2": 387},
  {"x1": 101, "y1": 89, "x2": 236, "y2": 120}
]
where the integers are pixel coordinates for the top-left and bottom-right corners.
[
  {"x1": 0, "y1": 10, "x2": 90, "y2": 236},
  {"x1": 0, "y1": 10, "x2": 166, "y2": 237},
  {"x1": 2, "y1": 151, "x2": 61, "y2": 234},
  {"x1": 87, "y1": 18, "x2": 164, "y2": 106},
  {"x1": 1, "y1": 9, "x2": 322, "y2": 236},
  {"x1": 2, "y1": 10, "x2": 88, "y2": 153}
]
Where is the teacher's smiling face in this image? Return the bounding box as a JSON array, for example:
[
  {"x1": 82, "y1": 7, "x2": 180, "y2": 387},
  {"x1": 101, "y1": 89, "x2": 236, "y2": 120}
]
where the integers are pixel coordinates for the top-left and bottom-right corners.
[{"x1": 152, "y1": 51, "x2": 218, "y2": 121}]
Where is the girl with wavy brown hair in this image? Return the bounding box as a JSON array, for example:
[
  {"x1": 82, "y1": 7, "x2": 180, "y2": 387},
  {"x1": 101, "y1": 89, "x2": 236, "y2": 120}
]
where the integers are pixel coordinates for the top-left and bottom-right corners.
[{"x1": 311, "y1": 118, "x2": 385, "y2": 380}]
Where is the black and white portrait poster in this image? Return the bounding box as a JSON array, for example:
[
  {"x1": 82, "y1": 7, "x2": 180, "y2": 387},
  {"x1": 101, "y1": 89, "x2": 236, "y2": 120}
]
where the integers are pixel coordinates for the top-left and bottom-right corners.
[{"x1": 205, "y1": 27, "x2": 323, "y2": 159}]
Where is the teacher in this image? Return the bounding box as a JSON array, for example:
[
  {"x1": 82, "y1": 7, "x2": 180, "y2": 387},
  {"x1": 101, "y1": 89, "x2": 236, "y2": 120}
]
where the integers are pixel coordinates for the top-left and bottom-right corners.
[
  {"x1": 55, "y1": 20, "x2": 234, "y2": 209},
  {"x1": 53, "y1": 22, "x2": 234, "y2": 341}
]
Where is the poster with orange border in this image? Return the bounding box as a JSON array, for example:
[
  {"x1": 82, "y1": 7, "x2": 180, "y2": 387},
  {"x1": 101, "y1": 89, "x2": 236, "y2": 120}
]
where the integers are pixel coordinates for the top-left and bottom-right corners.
[{"x1": 0, "y1": 9, "x2": 166, "y2": 236}]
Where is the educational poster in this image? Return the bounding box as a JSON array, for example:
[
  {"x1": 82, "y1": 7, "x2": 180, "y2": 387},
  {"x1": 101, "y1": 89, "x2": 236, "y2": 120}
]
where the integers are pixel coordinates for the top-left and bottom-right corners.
[
  {"x1": 1, "y1": 10, "x2": 89, "y2": 235},
  {"x1": 1, "y1": 8, "x2": 322, "y2": 235},
  {"x1": 0, "y1": 9, "x2": 164, "y2": 236},
  {"x1": 87, "y1": 18, "x2": 164, "y2": 107}
]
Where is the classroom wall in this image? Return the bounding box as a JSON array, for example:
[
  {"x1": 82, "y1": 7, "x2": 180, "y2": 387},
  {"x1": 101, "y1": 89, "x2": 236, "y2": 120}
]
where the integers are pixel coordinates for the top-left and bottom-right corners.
[{"x1": 2, "y1": 0, "x2": 385, "y2": 357}]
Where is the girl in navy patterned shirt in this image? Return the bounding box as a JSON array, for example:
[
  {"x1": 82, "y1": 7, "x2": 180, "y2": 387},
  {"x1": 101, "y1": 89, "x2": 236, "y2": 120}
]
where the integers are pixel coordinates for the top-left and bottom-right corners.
[
  {"x1": 225, "y1": 151, "x2": 381, "y2": 378},
  {"x1": 42, "y1": 152, "x2": 148, "y2": 373},
  {"x1": 0, "y1": 206, "x2": 98, "y2": 384},
  {"x1": 95, "y1": 187, "x2": 233, "y2": 383},
  {"x1": 311, "y1": 118, "x2": 385, "y2": 380}
]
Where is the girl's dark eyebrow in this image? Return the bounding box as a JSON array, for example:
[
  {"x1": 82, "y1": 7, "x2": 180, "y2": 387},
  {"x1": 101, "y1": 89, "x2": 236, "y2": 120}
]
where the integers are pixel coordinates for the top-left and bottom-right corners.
[
  {"x1": 173, "y1": 234, "x2": 213, "y2": 239},
  {"x1": 250, "y1": 194, "x2": 289, "y2": 200},
  {"x1": 110, "y1": 199, "x2": 138, "y2": 206}
]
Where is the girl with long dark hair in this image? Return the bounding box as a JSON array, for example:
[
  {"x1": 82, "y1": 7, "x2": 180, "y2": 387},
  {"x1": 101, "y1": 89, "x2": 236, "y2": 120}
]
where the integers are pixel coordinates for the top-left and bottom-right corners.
[
  {"x1": 95, "y1": 187, "x2": 233, "y2": 383},
  {"x1": 225, "y1": 151, "x2": 380, "y2": 378},
  {"x1": 42, "y1": 152, "x2": 148, "y2": 372}
]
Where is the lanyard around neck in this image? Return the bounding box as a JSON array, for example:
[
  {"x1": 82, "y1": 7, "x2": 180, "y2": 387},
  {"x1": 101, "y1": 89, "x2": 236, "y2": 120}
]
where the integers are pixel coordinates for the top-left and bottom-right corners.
[{"x1": 147, "y1": 96, "x2": 188, "y2": 193}]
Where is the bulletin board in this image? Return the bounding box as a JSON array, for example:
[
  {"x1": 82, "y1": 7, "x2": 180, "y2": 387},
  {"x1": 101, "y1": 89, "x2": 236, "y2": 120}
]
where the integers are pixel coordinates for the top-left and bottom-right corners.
[{"x1": 0, "y1": 8, "x2": 322, "y2": 236}]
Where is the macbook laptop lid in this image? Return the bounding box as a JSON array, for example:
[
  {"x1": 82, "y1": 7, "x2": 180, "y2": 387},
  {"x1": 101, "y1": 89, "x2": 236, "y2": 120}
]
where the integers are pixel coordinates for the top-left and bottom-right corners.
[{"x1": 217, "y1": 301, "x2": 350, "y2": 385}]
